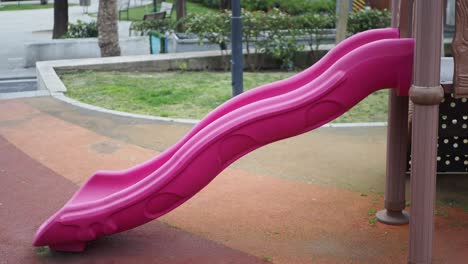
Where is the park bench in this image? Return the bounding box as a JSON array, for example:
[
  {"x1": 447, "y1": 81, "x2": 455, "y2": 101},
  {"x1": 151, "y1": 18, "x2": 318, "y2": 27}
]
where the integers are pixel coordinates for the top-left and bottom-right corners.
[{"x1": 129, "y1": 2, "x2": 174, "y2": 36}]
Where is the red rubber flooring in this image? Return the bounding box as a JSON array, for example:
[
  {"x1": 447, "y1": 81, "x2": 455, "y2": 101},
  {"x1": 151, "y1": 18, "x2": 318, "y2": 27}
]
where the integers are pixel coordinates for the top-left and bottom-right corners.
[{"x1": 0, "y1": 135, "x2": 264, "y2": 264}]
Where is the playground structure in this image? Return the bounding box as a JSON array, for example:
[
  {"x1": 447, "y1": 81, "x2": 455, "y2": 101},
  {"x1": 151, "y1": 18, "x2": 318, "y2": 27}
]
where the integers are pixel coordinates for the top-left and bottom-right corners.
[
  {"x1": 32, "y1": 1, "x2": 466, "y2": 264},
  {"x1": 377, "y1": 0, "x2": 467, "y2": 263}
]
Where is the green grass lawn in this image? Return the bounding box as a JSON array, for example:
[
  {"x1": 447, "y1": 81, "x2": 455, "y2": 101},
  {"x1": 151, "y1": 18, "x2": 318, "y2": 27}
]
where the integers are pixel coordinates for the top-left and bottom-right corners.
[
  {"x1": 61, "y1": 71, "x2": 389, "y2": 123},
  {"x1": 0, "y1": 3, "x2": 53, "y2": 11}
]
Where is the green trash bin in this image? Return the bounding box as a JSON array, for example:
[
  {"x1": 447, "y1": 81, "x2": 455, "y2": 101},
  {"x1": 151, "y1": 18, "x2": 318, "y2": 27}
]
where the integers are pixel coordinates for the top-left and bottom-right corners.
[{"x1": 149, "y1": 32, "x2": 168, "y2": 54}]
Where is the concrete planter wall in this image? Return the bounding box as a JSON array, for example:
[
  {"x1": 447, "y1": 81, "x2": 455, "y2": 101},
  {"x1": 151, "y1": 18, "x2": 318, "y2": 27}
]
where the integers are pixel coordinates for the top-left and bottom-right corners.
[
  {"x1": 24, "y1": 37, "x2": 149, "y2": 68},
  {"x1": 167, "y1": 29, "x2": 336, "y2": 53}
]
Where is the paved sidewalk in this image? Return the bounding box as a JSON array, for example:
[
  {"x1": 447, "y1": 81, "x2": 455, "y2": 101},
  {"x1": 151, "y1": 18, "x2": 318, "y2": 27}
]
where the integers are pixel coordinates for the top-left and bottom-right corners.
[
  {"x1": 0, "y1": 0, "x2": 148, "y2": 78},
  {"x1": 0, "y1": 97, "x2": 467, "y2": 263}
]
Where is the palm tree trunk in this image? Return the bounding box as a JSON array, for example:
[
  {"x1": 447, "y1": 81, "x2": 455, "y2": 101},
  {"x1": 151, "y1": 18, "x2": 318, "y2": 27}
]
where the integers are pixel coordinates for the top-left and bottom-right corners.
[
  {"x1": 97, "y1": 0, "x2": 121, "y2": 57},
  {"x1": 53, "y1": 0, "x2": 68, "y2": 39}
]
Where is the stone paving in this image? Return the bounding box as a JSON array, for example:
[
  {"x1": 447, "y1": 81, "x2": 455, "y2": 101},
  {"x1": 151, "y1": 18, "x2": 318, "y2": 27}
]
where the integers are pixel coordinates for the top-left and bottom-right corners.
[{"x1": 0, "y1": 0, "x2": 149, "y2": 78}]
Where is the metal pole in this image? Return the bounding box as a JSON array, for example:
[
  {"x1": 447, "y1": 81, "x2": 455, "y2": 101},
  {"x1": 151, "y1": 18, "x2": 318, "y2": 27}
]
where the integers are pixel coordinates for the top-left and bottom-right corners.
[
  {"x1": 376, "y1": 0, "x2": 411, "y2": 225},
  {"x1": 231, "y1": 0, "x2": 243, "y2": 97},
  {"x1": 153, "y1": 0, "x2": 157, "y2": 12},
  {"x1": 408, "y1": 0, "x2": 444, "y2": 263}
]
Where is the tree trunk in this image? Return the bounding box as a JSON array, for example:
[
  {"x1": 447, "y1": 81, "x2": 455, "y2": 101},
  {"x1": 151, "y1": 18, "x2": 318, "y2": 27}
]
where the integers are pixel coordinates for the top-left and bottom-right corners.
[
  {"x1": 219, "y1": 0, "x2": 231, "y2": 10},
  {"x1": 53, "y1": 0, "x2": 68, "y2": 39},
  {"x1": 97, "y1": 0, "x2": 121, "y2": 57},
  {"x1": 176, "y1": 0, "x2": 187, "y2": 32},
  {"x1": 335, "y1": 0, "x2": 349, "y2": 44}
]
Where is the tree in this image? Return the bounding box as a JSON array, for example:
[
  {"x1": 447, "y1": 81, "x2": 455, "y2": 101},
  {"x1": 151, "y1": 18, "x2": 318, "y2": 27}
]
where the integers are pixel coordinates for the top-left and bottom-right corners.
[
  {"x1": 176, "y1": 0, "x2": 187, "y2": 32},
  {"x1": 53, "y1": 0, "x2": 68, "y2": 39},
  {"x1": 219, "y1": 0, "x2": 231, "y2": 10},
  {"x1": 97, "y1": 0, "x2": 121, "y2": 57}
]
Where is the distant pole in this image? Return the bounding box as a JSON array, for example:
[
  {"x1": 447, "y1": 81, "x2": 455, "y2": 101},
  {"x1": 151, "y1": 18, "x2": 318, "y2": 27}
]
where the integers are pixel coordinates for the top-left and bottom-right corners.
[
  {"x1": 335, "y1": 0, "x2": 350, "y2": 44},
  {"x1": 231, "y1": 0, "x2": 243, "y2": 97},
  {"x1": 153, "y1": 0, "x2": 157, "y2": 12},
  {"x1": 176, "y1": 0, "x2": 187, "y2": 32}
]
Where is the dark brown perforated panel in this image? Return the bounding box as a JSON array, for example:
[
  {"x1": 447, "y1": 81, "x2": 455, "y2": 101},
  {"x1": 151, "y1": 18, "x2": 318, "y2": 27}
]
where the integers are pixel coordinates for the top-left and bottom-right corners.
[
  {"x1": 408, "y1": 93, "x2": 468, "y2": 173},
  {"x1": 436, "y1": 93, "x2": 468, "y2": 172}
]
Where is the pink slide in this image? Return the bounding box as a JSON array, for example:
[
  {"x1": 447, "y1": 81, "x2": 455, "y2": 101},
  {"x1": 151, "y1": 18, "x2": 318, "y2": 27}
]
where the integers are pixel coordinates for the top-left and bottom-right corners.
[{"x1": 34, "y1": 29, "x2": 414, "y2": 252}]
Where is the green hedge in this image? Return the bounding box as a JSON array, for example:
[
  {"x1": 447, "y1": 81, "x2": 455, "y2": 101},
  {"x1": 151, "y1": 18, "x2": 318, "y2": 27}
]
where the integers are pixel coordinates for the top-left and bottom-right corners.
[
  {"x1": 132, "y1": 7, "x2": 390, "y2": 69},
  {"x1": 188, "y1": 0, "x2": 335, "y2": 15},
  {"x1": 347, "y1": 9, "x2": 391, "y2": 34},
  {"x1": 63, "y1": 20, "x2": 98, "y2": 38}
]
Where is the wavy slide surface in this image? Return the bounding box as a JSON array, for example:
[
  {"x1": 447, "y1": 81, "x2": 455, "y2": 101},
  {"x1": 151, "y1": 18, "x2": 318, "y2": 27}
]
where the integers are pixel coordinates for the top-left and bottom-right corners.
[{"x1": 34, "y1": 29, "x2": 414, "y2": 252}]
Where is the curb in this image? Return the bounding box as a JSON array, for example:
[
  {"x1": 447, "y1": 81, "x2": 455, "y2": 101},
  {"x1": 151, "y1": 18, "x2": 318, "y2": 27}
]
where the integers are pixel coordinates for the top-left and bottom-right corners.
[
  {"x1": 0, "y1": 90, "x2": 50, "y2": 100},
  {"x1": 53, "y1": 93, "x2": 387, "y2": 127}
]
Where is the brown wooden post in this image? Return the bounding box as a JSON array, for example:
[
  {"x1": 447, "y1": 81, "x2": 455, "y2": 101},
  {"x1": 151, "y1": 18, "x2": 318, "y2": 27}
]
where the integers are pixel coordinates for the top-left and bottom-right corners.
[
  {"x1": 408, "y1": 0, "x2": 444, "y2": 263},
  {"x1": 452, "y1": 0, "x2": 468, "y2": 97},
  {"x1": 376, "y1": 0, "x2": 411, "y2": 225}
]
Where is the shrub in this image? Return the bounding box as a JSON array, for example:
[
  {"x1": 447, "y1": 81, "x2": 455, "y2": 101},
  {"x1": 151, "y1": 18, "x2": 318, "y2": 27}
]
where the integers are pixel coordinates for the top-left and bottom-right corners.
[
  {"x1": 270, "y1": 0, "x2": 335, "y2": 15},
  {"x1": 241, "y1": 0, "x2": 276, "y2": 12},
  {"x1": 130, "y1": 19, "x2": 175, "y2": 35},
  {"x1": 295, "y1": 13, "x2": 335, "y2": 59},
  {"x1": 183, "y1": 11, "x2": 231, "y2": 49},
  {"x1": 183, "y1": 11, "x2": 232, "y2": 69},
  {"x1": 347, "y1": 9, "x2": 391, "y2": 34},
  {"x1": 63, "y1": 20, "x2": 98, "y2": 38},
  {"x1": 182, "y1": 8, "x2": 336, "y2": 70},
  {"x1": 189, "y1": 0, "x2": 335, "y2": 15},
  {"x1": 188, "y1": 0, "x2": 219, "y2": 8},
  {"x1": 254, "y1": 9, "x2": 304, "y2": 70}
]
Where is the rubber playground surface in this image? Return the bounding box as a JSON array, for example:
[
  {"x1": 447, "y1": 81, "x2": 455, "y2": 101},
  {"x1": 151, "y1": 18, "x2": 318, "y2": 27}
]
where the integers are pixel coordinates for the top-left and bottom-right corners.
[{"x1": 1, "y1": 97, "x2": 467, "y2": 263}]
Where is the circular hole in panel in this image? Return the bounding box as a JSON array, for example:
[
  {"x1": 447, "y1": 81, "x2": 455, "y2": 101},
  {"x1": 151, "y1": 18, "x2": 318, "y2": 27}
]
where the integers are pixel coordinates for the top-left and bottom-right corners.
[
  {"x1": 455, "y1": 156, "x2": 460, "y2": 161},
  {"x1": 444, "y1": 139, "x2": 449, "y2": 144},
  {"x1": 450, "y1": 102, "x2": 456, "y2": 108},
  {"x1": 454, "y1": 143, "x2": 459, "y2": 148},
  {"x1": 452, "y1": 119, "x2": 458, "y2": 125},
  {"x1": 442, "y1": 124, "x2": 447, "y2": 129}
]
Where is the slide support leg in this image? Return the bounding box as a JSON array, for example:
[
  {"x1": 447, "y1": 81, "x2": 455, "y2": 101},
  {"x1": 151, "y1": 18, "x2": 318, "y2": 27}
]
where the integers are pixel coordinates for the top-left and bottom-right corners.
[
  {"x1": 377, "y1": 0, "x2": 413, "y2": 226},
  {"x1": 377, "y1": 90, "x2": 409, "y2": 225}
]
